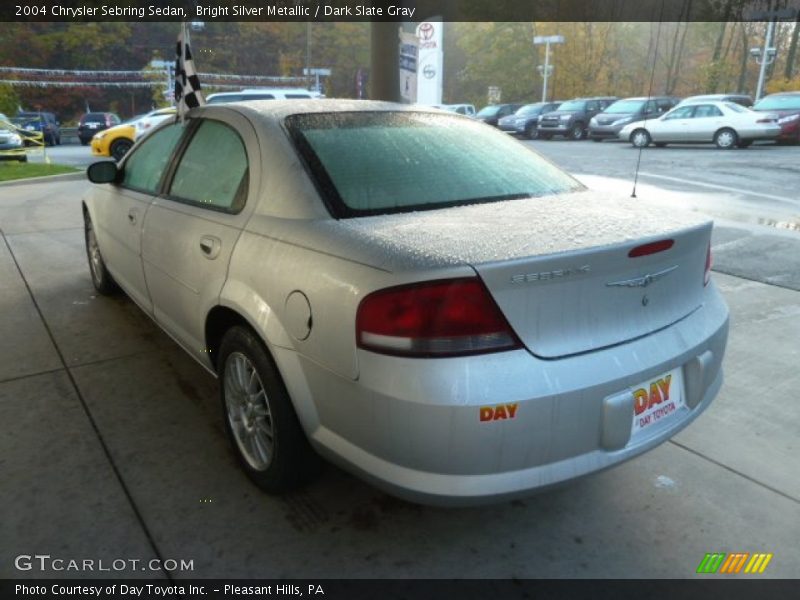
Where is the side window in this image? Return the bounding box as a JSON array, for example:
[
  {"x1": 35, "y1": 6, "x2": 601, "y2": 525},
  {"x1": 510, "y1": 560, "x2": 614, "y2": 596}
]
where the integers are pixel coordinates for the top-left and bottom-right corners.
[
  {"x1": 122, "y1": 123, "x2": 185, "y2": 194},
  {"x1": 665, "y1": 106, "x2": 695, "y2": 120},
  {"x1": 644, "y1": 100, "x2": 658, "y2": 114},
  {"x1": 586, "y1": 101, "x2": 599, "y2": 112},
  {"x1": 168, "y1": 120, "x2": 248, "y2": 212},
  {"x1": 694, "y1": 105, "x2": 723, "y2": 118}
]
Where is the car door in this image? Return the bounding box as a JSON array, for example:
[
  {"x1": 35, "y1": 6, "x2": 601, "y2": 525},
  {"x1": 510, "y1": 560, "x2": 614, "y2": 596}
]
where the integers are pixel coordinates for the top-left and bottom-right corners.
[
  {"x1": 685, "y1": 104, "x2": 725, "y2": 142},
  {"x1": 651, "y1": 105, "x2": 696, "y2": 142},
  {"x1": 141, "y1": 113, "x2": 259, "y2": 358},
  {"x1": 91, "y1": 122, "x2": 186, "y2": 312}
]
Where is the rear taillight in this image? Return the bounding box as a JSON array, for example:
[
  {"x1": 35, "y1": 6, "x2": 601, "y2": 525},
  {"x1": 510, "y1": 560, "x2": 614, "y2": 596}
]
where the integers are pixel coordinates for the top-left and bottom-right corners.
[
  {"x1": 356, "y1": 278, "x2": 521, "y2": 357},
  {"x1": 704, "y1": 243, "x2": 713, "y2": 286}
]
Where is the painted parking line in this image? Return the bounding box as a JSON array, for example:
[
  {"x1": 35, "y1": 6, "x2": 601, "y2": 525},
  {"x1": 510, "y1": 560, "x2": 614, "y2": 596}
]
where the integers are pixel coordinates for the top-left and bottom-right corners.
[{"x1": 637, "y1": 171, "x2": 797, "y2": 204}]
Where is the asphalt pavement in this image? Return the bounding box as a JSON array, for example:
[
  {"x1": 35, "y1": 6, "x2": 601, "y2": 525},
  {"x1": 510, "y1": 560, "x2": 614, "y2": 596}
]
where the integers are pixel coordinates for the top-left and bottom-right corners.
[{"x1": 1, "y1": 144, "x2": 798, "y2": 580}]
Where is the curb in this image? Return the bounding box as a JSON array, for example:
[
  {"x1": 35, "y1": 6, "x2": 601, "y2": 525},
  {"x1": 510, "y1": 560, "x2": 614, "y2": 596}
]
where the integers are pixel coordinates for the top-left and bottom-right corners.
[{"x1": 0, "y1": 171, "x2": 85, "y2": 188}]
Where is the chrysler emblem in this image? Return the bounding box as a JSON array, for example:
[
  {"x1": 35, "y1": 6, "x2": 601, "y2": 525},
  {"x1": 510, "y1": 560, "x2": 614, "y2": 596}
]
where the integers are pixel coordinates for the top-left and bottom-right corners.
[{"x1": 606, "y1": 265, "x2": 677, "y2": 288}]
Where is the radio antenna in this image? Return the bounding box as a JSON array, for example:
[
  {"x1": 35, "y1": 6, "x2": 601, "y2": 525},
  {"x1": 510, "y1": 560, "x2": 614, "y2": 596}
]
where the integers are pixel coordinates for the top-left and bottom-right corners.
[{"x1": 632, "y1": 1, "x2": 667, "y2": 198}]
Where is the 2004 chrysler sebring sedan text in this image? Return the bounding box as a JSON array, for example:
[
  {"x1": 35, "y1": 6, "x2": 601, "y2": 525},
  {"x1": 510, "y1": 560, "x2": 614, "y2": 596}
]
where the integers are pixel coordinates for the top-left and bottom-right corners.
[{"x1": 83, "y1": 100, "x2": 729, "y2": 506}]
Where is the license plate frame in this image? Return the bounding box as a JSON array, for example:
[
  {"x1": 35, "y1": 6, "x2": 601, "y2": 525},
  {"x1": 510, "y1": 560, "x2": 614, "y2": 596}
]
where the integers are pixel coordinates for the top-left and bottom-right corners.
[{"x1": 631, "y1": 367, "x2": 685, "y2": 436}]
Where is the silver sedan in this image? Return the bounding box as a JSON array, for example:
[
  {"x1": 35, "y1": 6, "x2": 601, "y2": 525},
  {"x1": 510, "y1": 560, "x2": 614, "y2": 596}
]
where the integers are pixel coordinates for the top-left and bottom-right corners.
[
  {"x1": 619, "y1": 100, "x2": 781, "y2": 149},
  {"x1": 83, "y1": 100, "x2": 729, "y2": 505}
]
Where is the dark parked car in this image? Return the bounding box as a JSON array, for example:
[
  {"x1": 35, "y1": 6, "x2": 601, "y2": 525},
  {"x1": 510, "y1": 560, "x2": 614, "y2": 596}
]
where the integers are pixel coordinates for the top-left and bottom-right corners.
[
  {"x1": 538, "y1": 97, "x2": 618, "y2": 140},
  {"x1": 498, "y1": 102, "x2": 562, "y2": 139},
  {"x1": 589, "y1": 96, "x2": 680, "y2": 142},
  {"x1": 15, "y1": 111, "x2": 61, "y2": 146},
  {"x1": 78, "y1": 112, "x2": 121, "y2": 145},
  {"x1": 751, "y1": 91, "x2": 800, "y2": 144},
  {"x1": 475, "y1": 104, "x2": 524, "y2": 127}
]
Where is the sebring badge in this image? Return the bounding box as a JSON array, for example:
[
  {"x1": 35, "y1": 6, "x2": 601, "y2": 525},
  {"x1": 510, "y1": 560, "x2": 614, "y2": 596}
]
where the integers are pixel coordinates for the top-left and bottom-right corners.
[
  {"x1": 606, "y1": 265, "x2": 678, "y2": 288},
  {"x1": 510, "y1": 264, "x2": 591, "y2": 284}
]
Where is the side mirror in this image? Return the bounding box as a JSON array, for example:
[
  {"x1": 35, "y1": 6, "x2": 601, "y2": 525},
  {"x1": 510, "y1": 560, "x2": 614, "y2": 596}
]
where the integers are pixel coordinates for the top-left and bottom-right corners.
[{"x1": 87, "y1": 161, "x2": 120, "y2": 184}]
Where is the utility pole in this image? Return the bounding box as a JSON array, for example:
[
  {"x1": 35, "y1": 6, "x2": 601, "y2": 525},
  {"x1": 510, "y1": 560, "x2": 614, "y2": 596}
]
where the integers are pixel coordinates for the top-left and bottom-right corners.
[
  {"x1": 753, "y1": 20, "x2": 776, "y2": 101},
  {"x1": 533, "y1": 35, "x2": 564, "y2": 102}
]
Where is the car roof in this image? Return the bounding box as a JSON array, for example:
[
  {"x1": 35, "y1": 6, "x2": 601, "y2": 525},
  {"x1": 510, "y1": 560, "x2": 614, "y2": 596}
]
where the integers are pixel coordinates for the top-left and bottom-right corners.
[
  {"x1": 194, "y1": 99, "x2": 431, "y2": 120},
  {"x1": 683, "y1": 94, "x2": 751, "y2": 100}
]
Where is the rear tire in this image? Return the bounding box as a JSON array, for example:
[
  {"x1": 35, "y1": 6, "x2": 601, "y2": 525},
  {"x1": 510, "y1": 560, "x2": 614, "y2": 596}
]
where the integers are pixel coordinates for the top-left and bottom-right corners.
[
  {"x1": 218, "y1": 326, "x2": 322, "y2": 493},
  {"x1": 84, "y1": 213, "x2": 118, "y2": 295},
  {"x1": 525, "y1": 124, "x2": 538, "y2": 140},
  {"x1": 714, "y1": 128, "x2": 738, "y2": 149}
]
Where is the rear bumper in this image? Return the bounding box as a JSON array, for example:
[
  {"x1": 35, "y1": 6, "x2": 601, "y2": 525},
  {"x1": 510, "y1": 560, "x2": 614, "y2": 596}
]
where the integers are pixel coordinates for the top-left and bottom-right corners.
[{"x1": 280, "y1": 283, "x2": 730, "y2": 506}]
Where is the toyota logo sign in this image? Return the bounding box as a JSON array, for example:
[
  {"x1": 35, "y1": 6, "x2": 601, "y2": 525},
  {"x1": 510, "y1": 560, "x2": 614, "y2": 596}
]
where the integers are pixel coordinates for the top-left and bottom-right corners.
[{"x1": 418, "y1": 23, "x2": 435, "y2": 41}]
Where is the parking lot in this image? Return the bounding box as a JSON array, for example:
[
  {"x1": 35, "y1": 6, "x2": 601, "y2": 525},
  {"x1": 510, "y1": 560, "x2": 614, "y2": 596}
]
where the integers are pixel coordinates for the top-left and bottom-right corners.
[{"x1": 2, "y1": 142, "x2": 799, "y2": 579}]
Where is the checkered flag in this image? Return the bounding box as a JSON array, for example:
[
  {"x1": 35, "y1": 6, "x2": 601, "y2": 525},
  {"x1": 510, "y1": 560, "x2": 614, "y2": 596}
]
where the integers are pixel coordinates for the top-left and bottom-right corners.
[{"x1": 174, "y1": 22, "x2": 205, "y2": 122}]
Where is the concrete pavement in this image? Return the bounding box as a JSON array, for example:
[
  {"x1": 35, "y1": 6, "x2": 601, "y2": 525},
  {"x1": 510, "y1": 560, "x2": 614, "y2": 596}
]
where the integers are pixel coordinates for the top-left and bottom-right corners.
[{"x1": 1, "y1": 177, "x2": 798, "y2": 579}]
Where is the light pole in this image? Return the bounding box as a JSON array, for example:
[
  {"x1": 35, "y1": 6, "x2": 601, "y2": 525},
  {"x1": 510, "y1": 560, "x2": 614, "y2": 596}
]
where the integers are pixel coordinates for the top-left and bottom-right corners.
[
  {"x1": 751, "y1": 20, "x2": 777, "y2": 101},
  {"x1": 533, "y1": 35, "x2": 564, "y2": 102}
]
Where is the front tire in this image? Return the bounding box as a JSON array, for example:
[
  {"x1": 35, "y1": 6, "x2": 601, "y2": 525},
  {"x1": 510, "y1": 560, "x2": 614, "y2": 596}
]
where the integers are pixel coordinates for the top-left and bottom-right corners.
[
  {"x1": 630, "y1": 129, "x2": 651, "y2": 148},
  {"x1": 569, "y1": 122, "x2": 586, "y2": 140},
  {"x1": 84, "y1": 213, "x2": 118, "y2": 295},
  {"x1": 714, "y1": 128, "x2": 738, "y2": 149},
  {"x1": 218, "y1": 326, "x2": 321, "y2": 493},
  {"x1": 525, "y1": 124, "x2": 539, "y2": 140},
  {"x1": 110, "y1": 139, "x2": 133, "y2": 162}
]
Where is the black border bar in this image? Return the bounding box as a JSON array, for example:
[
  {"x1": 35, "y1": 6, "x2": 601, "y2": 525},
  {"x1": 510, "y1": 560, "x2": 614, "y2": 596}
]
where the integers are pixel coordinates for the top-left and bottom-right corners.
[
  {"x1": 2, "y1": 579, "x2": 799, "y2": 600},
  {"x1": 4, "y1": 0, "x2": 800, "y2": 22}
]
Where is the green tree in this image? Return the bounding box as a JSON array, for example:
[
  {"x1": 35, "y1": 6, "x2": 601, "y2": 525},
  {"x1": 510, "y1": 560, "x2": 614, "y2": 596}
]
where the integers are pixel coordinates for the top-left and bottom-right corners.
[{"x1": 0, "y1": 83, "x2": 20, "y2": 115}]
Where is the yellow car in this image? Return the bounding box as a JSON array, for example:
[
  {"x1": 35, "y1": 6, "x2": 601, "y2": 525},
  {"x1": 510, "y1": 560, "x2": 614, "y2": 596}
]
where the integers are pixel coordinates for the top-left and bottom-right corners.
[
  {"x1": 91, "y1": 121, "x2": 135, "y2": 162},
  {"x1": 91, "y1": 107, "x2": 176, "y2": 161}
]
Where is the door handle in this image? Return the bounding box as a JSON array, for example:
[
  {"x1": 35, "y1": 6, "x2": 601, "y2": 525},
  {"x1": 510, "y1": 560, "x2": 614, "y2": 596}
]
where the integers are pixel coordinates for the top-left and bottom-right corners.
[
  {"x1": 199, "y1": 235, "x2": 221, "y2": 259},
  {"x1": 128, "y1": 208, "x2": 138, "y2": 225}
]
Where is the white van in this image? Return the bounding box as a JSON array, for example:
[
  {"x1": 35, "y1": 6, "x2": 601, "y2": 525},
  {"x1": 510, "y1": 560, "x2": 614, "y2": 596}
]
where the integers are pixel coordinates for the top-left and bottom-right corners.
[
  {"x1": 206, "y1": 88, "x2": 323, "y2": 104},
  {"x1": 440, "y1": 104, "x2": 476, "y2": 116}
]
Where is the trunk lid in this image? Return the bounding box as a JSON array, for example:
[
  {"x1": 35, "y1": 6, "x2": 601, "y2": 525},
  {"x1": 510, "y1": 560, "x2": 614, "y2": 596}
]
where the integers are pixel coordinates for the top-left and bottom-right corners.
[{"x1": 472, "y1": 223, "x2": 710, "y2": 357}]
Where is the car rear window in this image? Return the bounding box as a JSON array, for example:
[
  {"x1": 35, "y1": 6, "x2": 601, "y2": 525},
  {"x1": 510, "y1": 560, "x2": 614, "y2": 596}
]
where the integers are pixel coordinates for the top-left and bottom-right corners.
[
  {"x1": 754, "y1": 95, "x2": 800, "y2": 111},
  {"x1": 83, "y1": 113, "x2": 106, "y2": 123},
  {"x1": 286, "y1": 111, "x2": 584, "y2": 218}
]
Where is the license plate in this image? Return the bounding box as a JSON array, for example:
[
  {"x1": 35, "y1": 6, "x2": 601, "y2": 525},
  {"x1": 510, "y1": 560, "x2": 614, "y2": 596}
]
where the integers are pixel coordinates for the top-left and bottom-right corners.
[
  {"x1": 88, "y1": 123, "x2": 99, "y2": 128},
  {"x1": 631, "y1": 368, "x2": 684, "y2": 435}
]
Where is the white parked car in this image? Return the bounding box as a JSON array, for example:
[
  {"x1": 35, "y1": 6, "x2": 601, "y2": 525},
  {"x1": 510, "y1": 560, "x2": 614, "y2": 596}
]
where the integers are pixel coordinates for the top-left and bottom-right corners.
[
  {"x1": 133, "y1": 107, "x2": 177, "y2": 140},
  {"x1": 83, "y1": 100, "x2": 729, "y2": 505},
  {"x1": 619, "y1": 101, "x2": 781, "y2": 149}
]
